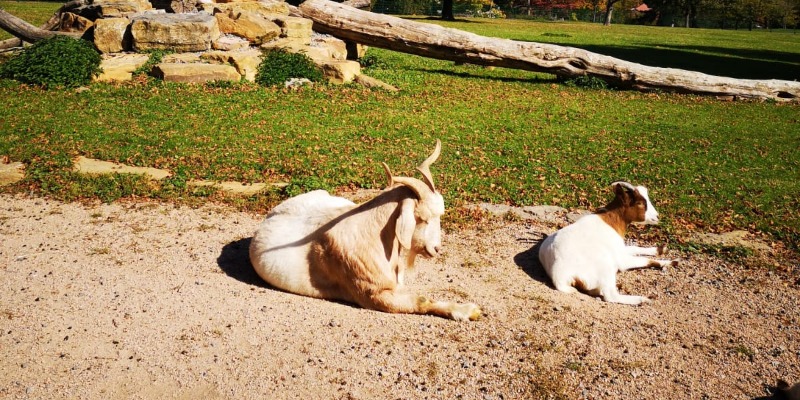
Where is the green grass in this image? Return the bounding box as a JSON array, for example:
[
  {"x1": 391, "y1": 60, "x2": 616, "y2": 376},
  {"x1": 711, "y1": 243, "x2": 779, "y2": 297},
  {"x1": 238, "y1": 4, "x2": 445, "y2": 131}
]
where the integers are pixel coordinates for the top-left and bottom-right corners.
[
  {"x1": 0, "y1": 4, "x2": 799, "y2": 253},
  {"x1": 415, "y1": 16, "x2": 800, "y2": 80}
]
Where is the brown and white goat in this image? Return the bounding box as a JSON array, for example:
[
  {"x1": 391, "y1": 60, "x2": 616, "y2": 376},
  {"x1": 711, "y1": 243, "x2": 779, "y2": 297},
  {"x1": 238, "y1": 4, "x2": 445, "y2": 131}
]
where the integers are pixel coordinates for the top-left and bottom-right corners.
[
  {"x1": 537, "y1": 181, "x2": 678, "y2": 305},
  {"x1": 249, "y1": 140, "x2": 481, "y2": 321}
]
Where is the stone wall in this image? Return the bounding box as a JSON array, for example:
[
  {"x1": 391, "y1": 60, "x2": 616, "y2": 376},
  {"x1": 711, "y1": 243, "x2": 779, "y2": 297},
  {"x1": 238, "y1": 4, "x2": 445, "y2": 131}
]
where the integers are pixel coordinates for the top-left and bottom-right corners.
[{"x1": 61, "y1": 0, "x2": 365, "y2": 85}]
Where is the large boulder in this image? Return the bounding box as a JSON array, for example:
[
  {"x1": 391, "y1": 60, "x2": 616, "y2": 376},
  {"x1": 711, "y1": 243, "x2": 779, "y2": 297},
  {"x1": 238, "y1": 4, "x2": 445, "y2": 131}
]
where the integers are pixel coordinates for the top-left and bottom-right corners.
[
  {"x1": 214, "y1": 10, "x2": 281, "y2": 45},
  {"x1": 94, "y1": 17, "x2": 132, "y2": 53},
  {"x1": 131, "y1": 13, "x2": 220, "y2": 52},
  {"x1": 151, "y1": 63, "x2": 242, "y2": 83}
]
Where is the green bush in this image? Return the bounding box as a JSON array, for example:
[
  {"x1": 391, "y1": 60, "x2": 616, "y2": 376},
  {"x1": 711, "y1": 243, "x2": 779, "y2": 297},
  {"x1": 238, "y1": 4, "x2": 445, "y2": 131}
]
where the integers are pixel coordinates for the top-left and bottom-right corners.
[
  {"x1": 255, "y1": 48, "x2": 323, "y2": 87},
  {"x1": 358, "y1": 53, "x2": 386, "y2": 69},
  {"x1": 0, "y1": 35, "x2": 102, "y2": 88},
  {"x1": 563, "y1": 75, "x2": 609, "y2": 90}
]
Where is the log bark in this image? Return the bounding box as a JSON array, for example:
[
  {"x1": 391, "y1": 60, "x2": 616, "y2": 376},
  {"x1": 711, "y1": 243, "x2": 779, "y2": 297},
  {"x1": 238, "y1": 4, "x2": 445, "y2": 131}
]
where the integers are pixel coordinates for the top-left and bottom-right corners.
[
  {"x1": 298, "y1": 0, "x2": 800, "y2": 102},
  {"x1": 0, "y1": 8, "x2": 82, "y2": 46}
]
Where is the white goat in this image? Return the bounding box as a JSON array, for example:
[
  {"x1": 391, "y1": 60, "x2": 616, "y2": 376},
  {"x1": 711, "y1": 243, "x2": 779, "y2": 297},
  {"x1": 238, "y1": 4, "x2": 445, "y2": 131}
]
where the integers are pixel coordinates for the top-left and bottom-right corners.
[
  {"x1": 537, "y1": 181, "x2": 677, "y2": 305},
  {"x1": 249, "y1": 140, "x2": 481, "y2": 321}
]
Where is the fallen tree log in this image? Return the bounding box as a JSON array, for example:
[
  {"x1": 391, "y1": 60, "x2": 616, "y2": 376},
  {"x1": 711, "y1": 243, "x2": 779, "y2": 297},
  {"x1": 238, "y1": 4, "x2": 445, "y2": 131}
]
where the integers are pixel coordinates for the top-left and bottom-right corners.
[
  {"x1": 0, "y1": 8, "x2": 82, "y2": 46},
  {"x1": 298, "y1": 0, "x2": 799, "y2": 102}
]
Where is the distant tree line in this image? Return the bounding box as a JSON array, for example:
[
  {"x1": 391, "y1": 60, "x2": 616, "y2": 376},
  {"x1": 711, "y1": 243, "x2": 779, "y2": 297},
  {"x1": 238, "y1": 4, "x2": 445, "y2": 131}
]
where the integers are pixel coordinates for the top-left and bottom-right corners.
[{"x1": 370, "y1": 0, "x2": 800, "y2": 28}]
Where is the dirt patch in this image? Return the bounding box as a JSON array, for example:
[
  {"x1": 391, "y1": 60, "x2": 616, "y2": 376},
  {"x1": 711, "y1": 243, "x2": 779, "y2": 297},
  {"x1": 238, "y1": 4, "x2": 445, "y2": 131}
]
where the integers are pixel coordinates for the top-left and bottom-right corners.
[{"x1": 0, "y1": 193, "x2": 797, "y2": 399}]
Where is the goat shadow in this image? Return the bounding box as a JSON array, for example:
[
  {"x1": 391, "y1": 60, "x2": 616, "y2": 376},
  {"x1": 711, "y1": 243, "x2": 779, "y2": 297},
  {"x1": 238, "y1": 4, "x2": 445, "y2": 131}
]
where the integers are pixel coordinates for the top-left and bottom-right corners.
[
  {"x1": 217, "y1": 237, "x2": 267, "y2": 288},
  {"x1": 513, "y1": 236, "x2": 553, "y2": 288},
  {"x1": 752, "y1": 389, "x2": 794, "y2": 400}
]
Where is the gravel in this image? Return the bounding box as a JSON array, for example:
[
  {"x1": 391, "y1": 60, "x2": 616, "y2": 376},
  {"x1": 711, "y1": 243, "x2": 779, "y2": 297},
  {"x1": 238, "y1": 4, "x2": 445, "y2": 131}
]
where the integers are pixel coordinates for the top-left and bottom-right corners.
[{"x1": 0, "y1": 193, "x2": 797, "y2": 399}]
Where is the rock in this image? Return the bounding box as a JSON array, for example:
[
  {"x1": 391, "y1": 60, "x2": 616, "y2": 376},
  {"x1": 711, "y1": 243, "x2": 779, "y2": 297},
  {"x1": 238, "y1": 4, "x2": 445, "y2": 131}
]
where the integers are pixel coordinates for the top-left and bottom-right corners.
[
  {"x1": 162, "y1": 53, "x2": 203, "y2": 63},
  {"x1": 566, "y1": 210, "x2": 590, "y2": 223},
  {"x1": 0, "y1": 160, "x2": 25, "y2": 186},
  {"x1": 353, "y1": 74, "x2": 399, "y2": 92},
  {"x1": 151, "y1": 62, "x2": 241, "y2": 83},
  {"x1": 690, "y1": 230, "x2": 772, "y2": 253},
  {"x1": 93, "y1": 17, "x2": 132, "y2": 53},
  {"x1": 284, "y1": 77, "x2": 312, "y2": 89},
  {"x1": 214, "y1": 9, "x2": 281, "y2": 45},
  {"x1": 261, "y1": 36, "x2": 312, "y2": 52},
  {"x1": 89, "y1": 0, "x2": 154, "y2": 18},
  {"x1": 201, "y1": 0, "x2": 290, "y2": 18},
  {"x1": 187, "y1": 180, "x2": 275, "y2": 196},
  {"x1": 311, "y1": 34, "x2": 348, "y2": 60},
  {"x1": 518, "y1": 205, "x2": 567, "y2": 224},
  {"x1": 478, "y1": 203, "x2": 512, "y2": 216},
  {"x1": 73, "y1": 156, "x2": 171, "y2": 180},
  {"x1": 213, "y1": 34, "x2": 251, "y2": 51},
  {"x1": 59, "y1": 12, "x2": 94, "y2": 33},
  {"x1": 271, "y1": 15, "x2": 313, "y2": 39},
  {"x1": 474, "y1": 203, "x2": 568, "y2": 224},
  {"x1": 201, "y1": 49, "x2": 262, "y2": 82},
  {"x1": 94, "y1": 53, "x2": 150, "y2": 82},
  {"x1": 131, "y1": 13, "x2": 220, "y2": 52},
  {"x1": 150, "y1": 0, "x2": 196, "y2": 13},
  {"x1": 316, "y1": 60, "x2": 361, "y2": 84}
]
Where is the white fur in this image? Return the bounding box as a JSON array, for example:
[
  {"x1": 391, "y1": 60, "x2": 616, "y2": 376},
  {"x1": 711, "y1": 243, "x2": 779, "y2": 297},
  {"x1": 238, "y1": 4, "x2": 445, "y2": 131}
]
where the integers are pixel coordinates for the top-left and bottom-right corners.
[
  {"x1": 249, "y1": 142, "x2": 481, "y2": 321},
  {"x1": 538, "y1": 184, "x2": 676, "y2": 305}
]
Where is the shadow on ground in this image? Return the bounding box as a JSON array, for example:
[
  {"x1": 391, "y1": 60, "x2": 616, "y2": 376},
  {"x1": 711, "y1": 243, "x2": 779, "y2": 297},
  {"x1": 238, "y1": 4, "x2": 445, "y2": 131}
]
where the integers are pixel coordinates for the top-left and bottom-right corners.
[
  {"x1": 217, "y1": 237, "x2": 267, "y2": 288},
  {"x1": 513, "y1": 238, "x2": 553, "y2": 288}
]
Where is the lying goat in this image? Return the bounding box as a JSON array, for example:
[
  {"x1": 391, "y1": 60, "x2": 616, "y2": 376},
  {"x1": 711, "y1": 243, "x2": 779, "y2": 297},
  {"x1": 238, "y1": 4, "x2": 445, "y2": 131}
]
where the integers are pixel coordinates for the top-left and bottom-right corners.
[
  {"x1": 249, "y1": 140, "x2": 481, "y2": 321},
  {"x1": 537, "y1": 181, "x2": 677, "y2": 305}
]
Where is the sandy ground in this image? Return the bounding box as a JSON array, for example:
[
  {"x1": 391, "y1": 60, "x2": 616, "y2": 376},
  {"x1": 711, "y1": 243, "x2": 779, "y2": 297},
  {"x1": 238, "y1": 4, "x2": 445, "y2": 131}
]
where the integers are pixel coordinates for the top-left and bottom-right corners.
[{"x1": 1, "y1": 193, "x2": 798, "y2": 399}]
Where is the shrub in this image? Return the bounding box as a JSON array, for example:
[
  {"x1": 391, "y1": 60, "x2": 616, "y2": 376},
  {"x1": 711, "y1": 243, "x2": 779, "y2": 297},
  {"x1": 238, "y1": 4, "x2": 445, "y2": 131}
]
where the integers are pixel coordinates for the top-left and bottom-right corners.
[
  {"x1": 358, "y1": 52, "x2": 386, "y2": 69},
  {"x1": 0, "y1": 35, "x2": 102, "y2": 88},
  {"x1": 255, "y1": 48, "x2": 323, "y2": 87},
  {"x1": 563, "y1": 75, "x2": 609, "y2": 90}
]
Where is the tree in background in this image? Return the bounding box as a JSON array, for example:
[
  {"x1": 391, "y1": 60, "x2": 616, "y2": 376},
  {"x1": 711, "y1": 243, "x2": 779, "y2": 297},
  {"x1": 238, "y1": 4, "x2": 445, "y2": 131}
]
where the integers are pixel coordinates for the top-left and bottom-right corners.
[
  {"x1": 442, "y1": 0, "x2": 455, "y2": 19},
  {"x1": 603, "y1": 0, "x2": 622, "y2": 24}
]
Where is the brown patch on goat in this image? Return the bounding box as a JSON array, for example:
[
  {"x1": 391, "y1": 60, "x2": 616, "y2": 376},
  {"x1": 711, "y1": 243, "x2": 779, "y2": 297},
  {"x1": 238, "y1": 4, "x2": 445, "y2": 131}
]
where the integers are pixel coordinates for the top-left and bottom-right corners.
[
  {"x1": 596, "y1": 184, "x2": 648, "y2": 237},
  {"x1": 646, "y1": 260, "x2": 662, "y2": 269}
]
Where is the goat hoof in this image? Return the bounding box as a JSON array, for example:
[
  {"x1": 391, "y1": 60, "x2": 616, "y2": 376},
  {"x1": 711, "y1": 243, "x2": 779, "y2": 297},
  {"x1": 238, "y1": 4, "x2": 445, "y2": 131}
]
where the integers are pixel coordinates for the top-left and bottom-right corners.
[
  {"x1": 670, "y1": 260, "x2": 679, "y2": 267},
  {"x1": 452, "y1": 303, "x2": 482, "y2": 321},
  {"x1": 639, "y1": 297, "x2": 652, "y2": 305},
  {"x1": 657, "y1": 244, "x2": 668, "y2": 256}
]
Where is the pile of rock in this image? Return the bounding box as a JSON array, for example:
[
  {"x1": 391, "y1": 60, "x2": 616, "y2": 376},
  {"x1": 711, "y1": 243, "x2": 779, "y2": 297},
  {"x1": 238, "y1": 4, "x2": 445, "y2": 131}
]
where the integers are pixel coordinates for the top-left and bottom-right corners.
[{"x1": 57, "y1": 0, "x2": 369, "y2": 85}]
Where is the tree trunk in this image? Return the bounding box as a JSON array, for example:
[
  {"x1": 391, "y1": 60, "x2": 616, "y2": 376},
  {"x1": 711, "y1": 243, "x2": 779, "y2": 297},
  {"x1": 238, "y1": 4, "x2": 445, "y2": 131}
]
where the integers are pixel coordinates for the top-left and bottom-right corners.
[
  {"x1": 603, "y1": 0, "x2": 618, "y2": 25},
  {"x1": 441, "y1": 0, "x2": 455, "y2": 21},
  {"x1": 0, "y1": 8, "x2": 82, "y2": 45},
  {"x1": 298, "y1": 0, "x2": 800, "y2": 102}
]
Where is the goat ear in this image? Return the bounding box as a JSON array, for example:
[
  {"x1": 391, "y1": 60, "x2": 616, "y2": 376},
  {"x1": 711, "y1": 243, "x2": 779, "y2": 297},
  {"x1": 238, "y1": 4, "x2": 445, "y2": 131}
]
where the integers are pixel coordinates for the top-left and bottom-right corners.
[
  {"x1": 396, "y1": 198, "x2": 416, "y2": 249},
  {"x1": 612, "y1": 181, "x2": 636, "y2": 197}
]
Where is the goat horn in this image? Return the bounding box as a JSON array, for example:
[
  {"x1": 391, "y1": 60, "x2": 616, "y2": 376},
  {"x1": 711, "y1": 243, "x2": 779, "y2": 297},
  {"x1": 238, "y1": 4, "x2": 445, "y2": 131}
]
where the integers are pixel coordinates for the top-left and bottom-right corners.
[
  {"x1": 392, "y1": 176, "x2": 434, "y2": 204},
  {"x1": 381, "y1": 162, "x2": 395, "y2": 187},
  {"x1": 416, "y1": 139, "x2": 441, "y2": 192}
]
